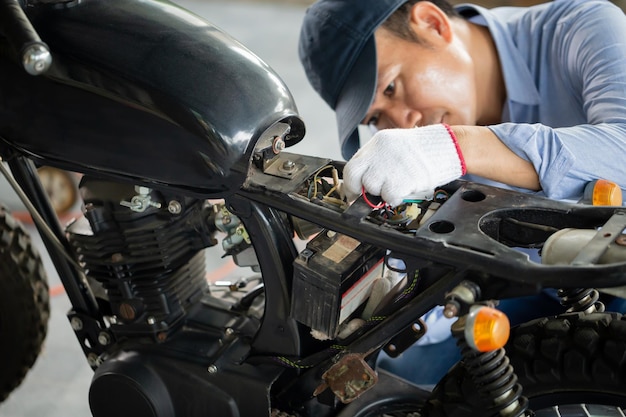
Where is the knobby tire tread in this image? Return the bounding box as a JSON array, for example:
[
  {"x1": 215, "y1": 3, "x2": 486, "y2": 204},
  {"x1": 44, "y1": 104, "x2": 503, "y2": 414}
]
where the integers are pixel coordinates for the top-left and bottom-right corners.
[
  {"x1": 509, "y1": 312, "x2": 626, "y2": 404},
  {"x1": 0, "y1": 207, "x2": 50, "y2": 403}
]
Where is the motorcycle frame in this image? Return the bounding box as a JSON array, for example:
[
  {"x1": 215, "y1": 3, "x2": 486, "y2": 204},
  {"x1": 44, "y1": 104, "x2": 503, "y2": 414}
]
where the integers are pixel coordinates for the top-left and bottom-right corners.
[{"x1": 7, "y1": 143, "x2": 626, "y2": 413}]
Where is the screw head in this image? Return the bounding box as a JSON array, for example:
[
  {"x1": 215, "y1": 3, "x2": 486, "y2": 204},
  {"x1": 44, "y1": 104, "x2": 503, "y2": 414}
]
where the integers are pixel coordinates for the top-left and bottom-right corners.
[
  {"x1": 272, "y1": 137, "x2": 286, "y2": 153},
  {"x1": 443, "y1": 303, "x2": 459, "y2": 318},
  {"x1": 282, "y1": 160, "x2": 295, "y2": 171},
  {"x1": 167, "y1": 200, "x2": 182, "y2": 214},
  {"x1": 87, "y1": 353, "x2": 101, "y2": 367},
  {"x1": 70, "y1": 317, "x2": 83, "y2": 331},
  {"x1": 98, "y1": 332, "x2": 111, "y2": 346}
]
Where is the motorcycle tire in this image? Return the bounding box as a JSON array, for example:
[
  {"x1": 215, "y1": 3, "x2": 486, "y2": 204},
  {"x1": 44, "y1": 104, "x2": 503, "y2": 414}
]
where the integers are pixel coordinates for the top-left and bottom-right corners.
[
  {"x1": 422, "y1": 311, "x2": 626, "y2": 417},
  {"x1": 0, "y1": 206, "x2": 50, "y2": 403}
]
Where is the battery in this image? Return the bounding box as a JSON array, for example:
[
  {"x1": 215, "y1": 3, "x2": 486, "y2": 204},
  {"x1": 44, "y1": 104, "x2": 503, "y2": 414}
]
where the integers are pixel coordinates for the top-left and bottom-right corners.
[{"x1": 291, "y1": 230, "x2": 385, "y2": 339}]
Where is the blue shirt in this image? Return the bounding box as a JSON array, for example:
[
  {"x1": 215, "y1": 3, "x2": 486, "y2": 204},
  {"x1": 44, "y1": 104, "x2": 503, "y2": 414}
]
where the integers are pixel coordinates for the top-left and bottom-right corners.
[{"x1": 458, "y1": 0, "x2": 626, "y2": 203}]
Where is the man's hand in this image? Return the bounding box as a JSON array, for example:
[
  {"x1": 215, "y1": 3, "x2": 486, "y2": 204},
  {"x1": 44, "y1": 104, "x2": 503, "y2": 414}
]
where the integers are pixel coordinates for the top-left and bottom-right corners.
[{"x1": 343, "y1": 124, "x2": 466, "y2": 206}]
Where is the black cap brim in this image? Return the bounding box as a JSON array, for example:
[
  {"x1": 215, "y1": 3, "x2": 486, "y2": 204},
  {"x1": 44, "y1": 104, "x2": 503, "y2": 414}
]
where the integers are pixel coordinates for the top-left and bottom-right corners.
[{"x1": 335, "y1": 36, "x2": 377, "y2": 160}]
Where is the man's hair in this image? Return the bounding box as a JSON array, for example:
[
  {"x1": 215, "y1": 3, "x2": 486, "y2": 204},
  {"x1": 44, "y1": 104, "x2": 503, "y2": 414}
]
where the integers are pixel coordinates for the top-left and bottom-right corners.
[{"x1": 382, "y1": 0, "x2": 460, "y2": 43}]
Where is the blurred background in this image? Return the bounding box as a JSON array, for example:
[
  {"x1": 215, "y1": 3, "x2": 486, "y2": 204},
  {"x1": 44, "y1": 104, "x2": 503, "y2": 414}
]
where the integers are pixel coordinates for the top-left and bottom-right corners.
[{"x1": 0, "y1": 0, "x2": 624, "y2": 416}]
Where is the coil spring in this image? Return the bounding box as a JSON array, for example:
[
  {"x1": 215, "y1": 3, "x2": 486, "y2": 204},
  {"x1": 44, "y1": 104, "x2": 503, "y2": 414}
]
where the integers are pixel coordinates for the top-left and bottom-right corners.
[
  {"x1": 454, "y1": 332, "x2": 529, "y2": 417},
  {"x1": 557, "y1": 288, "x2": 604, "y2": 313}
]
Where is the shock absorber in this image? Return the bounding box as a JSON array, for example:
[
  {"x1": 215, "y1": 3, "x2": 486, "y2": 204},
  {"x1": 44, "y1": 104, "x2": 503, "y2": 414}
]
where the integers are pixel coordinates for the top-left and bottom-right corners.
[
  {"x1": 451, "y1": 313, "x2": 529, "y2": 417},
  {"x1": 542, "y1": 224, "x2": 626, "y2": 314},
  {"x1": 557, "y1": 287, "x2": 604, "y2": 313},
  {"x1": 445, "y1": 282, "x2": 531, "y2": 417}
]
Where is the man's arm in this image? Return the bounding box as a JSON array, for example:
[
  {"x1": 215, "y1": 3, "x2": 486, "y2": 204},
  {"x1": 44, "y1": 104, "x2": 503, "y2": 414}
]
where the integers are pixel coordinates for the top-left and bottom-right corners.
[
  {"x1": 452, "y1": 125, "x2": 540, "y2": 191},
  {"x1": 488, "y1": 1, "x2": 626, "y2": 202}
]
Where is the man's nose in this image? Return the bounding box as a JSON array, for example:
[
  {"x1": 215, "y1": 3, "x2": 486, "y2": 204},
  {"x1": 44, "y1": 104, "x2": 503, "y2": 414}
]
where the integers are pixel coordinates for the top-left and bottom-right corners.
[{"x1": 386, "y1": 105, "x2": 422, "y2": 128}]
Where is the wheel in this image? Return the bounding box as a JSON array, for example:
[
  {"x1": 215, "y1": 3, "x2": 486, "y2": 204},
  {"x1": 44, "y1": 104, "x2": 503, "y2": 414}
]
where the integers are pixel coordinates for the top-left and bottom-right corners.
[
  {"x1": 422, "y1": 312, "x2": 626, "y2": 417},
  {"x1": 0, "y1": 206, "x2": 50, "y2": 402}
]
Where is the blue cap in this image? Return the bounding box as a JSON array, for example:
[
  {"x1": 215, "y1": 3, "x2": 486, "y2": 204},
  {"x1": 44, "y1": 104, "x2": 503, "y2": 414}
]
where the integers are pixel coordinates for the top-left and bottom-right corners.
[{"x1": 298, "y1": 0, "x2": 407, "y2": 159}]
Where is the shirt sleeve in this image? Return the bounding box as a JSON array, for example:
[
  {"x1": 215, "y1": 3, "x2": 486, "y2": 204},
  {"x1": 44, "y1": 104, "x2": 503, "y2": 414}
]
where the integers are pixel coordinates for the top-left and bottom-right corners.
[{"x1": 489, "y1": 2, "x2": 626, "y2": 202}]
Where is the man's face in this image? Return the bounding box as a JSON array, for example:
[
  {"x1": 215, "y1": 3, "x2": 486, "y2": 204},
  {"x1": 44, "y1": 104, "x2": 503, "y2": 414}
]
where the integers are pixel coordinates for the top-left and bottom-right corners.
[{"x1": 363, "y1": 27, "x2": 478, "y2": 131}]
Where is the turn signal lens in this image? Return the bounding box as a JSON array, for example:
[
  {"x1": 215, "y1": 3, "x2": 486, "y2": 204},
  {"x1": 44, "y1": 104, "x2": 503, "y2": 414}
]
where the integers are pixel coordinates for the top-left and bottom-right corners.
[
  {"x1": 465, "y1": 306, "x2": 510, "y2": 352},
  {"x1": 591, "y1": 179, "x2": 622, "y2": 206}
]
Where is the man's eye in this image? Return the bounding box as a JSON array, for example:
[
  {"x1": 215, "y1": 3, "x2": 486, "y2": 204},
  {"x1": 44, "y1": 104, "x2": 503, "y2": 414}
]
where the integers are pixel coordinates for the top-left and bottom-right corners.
[
  {"x1": 367, "y1": 114, "x2": 379, "y2": 128},
  {"x1": 383, "y1": 81, "x2": 395, "y2": 97}
]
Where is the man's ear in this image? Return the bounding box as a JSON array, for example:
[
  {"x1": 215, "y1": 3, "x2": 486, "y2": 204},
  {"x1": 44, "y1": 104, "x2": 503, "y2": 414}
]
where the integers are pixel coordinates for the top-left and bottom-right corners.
[{"x1": 408, "y1": 1, "x2": 453, "y2": 44}]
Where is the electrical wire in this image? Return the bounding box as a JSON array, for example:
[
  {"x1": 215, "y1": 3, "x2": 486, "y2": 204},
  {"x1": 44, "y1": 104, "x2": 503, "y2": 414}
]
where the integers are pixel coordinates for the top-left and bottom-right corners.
[{"x1": 361, "y1": 186, "x2": 386, "y2": 209}]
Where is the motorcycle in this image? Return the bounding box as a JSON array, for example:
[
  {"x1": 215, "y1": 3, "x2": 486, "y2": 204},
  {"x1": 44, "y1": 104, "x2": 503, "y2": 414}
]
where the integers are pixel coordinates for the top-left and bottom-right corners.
[{"x1": 2, "y1": 0, "x2": 626, "y2": 416}]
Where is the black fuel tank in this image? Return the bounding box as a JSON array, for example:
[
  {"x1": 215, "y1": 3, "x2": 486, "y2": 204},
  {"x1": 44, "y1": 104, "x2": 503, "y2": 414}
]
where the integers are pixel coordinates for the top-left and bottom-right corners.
[{"x1": 0, "y1": 0, "x2": 305, "y2": 196}]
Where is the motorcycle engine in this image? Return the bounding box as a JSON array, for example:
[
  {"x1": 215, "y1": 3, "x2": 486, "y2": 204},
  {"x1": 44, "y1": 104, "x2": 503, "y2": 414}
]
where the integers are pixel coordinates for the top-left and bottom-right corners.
[
  {"x1": 66, "y1": 176, "x2": 277, "y2": 417},
  {"x1": 66, "y1": 176, "x2": 218, "y2": 339}
]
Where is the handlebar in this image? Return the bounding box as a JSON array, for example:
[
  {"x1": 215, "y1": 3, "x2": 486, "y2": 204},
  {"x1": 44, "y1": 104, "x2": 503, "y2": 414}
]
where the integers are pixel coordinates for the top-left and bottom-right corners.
[{"x1": 0, "y1": 0, "x2": 52, "y2": 75}]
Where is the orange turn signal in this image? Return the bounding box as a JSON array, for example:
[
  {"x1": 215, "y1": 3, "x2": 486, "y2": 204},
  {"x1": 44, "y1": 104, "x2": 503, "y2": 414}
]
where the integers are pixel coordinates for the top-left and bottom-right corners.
[
  {"x1": 591, "y1": 179, "x2": 622, "y2": 206},
  {"x1": 464, "y1": 306, "x2": 510, "y2": 352}
]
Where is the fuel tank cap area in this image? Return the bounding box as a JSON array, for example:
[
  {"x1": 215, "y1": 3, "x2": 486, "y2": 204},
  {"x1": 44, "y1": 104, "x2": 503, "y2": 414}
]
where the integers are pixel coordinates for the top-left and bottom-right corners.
[{"x1": 0, "y1": 0, "x2": 306, "y2": 197}]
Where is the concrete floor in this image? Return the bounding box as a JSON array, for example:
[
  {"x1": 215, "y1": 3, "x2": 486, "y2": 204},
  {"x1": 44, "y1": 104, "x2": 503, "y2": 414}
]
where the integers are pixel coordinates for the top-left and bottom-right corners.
[{"x1": 0, "y1": 1, "x2": 338, "y2": 416}]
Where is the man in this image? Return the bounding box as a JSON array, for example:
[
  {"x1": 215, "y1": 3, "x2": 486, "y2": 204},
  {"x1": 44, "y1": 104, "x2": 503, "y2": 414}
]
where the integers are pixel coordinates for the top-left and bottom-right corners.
[
  {"x1": 298, "y1": 0, "x2": 626, "y2": 384},
  {"x1": 299, "y1": 0, "x2": 626, "y2": 206}
]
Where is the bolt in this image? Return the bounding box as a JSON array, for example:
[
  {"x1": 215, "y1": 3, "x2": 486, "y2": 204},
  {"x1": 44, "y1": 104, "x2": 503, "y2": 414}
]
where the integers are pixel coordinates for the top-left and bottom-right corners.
[
  {"x1": 225, "y1": 328, "x2": 235, "y2": 337},
  {"x1": 70, "y1": 317, "x2": 83, "y2": 331},
  {"x1": 118, "y1": 303, "x2": 136, "y2": 321},
  {"x1": 147, "y1": 316, "x2": 156, "y2": 325},
  {"x1": 87, "y1": 353, "x2": 100, "y2": 367},
  {"x1": 272, "y1": 137, "x2": 286, "y2": 154},
  {"x1": 207, "y1": 364, "x2": 218, "y2": 374},
  {"x1": 443, "y1": 302, "x2": 459, "y2": 318},
  {"x1": 167, "y1": 200, "x2": 182, "y2": 214},
  {"x1": 326, "y1": 230, "x2": 336, "y2": 238},
  {"x1": 98, "y1": 331, "x2": 111, "y2": 346},
  {"x1": 282, "y1": 160, "x2": 295, "y2": 171},
  {"x1": 22, "y1": 44, "x2": 52, "y2": 75}
]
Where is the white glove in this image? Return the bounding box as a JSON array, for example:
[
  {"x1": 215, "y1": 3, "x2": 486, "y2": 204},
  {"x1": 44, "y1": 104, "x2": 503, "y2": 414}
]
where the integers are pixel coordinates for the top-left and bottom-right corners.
[{"x1": 343, "y1": 124, "x2": 466, "y2": 206}]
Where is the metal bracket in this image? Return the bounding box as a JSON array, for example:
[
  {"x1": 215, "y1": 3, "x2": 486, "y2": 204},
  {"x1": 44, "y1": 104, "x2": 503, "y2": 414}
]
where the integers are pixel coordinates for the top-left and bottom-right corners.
[
  {"x1": 383, "y1": 318, "x2": 426, "y2": 358},
  {"x1": 572, "y1": 211, "x2": 626, "y2": 266},
  {"x1": 314, "y1": 353, "x2": 378, "y2": 404}
]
